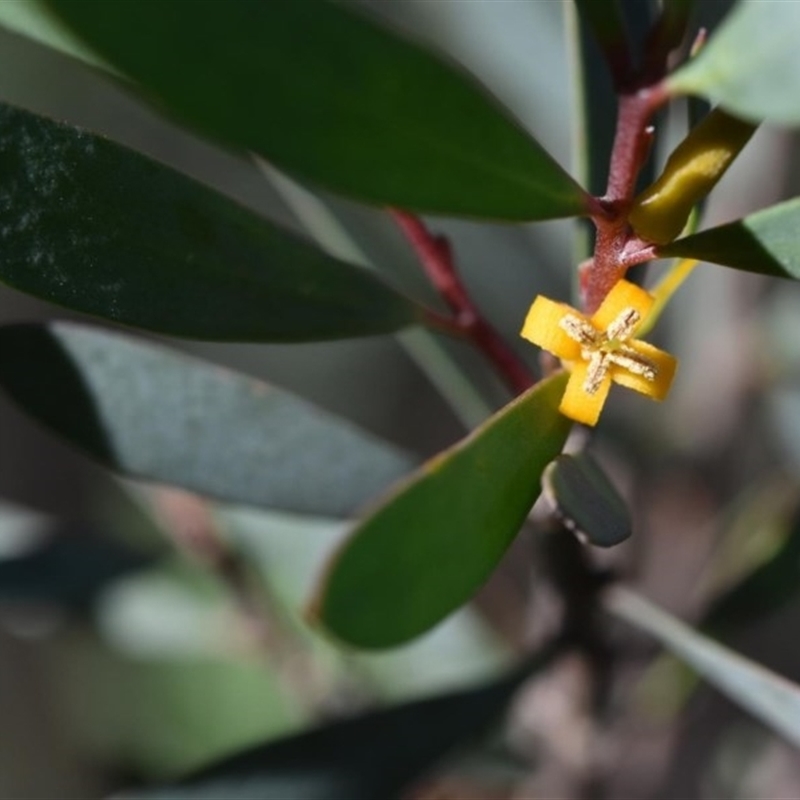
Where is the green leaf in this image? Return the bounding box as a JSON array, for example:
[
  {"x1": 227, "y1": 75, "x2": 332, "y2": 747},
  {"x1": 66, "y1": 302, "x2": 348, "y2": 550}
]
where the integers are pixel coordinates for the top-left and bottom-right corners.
[
  {"x1": 606, "y1": 586, "x2": 800, "y2": 747},
  {"x1": 573, "y1": 0, "x2": 629, "y2": 52},
  {"x1": 123, "y1": 643, "x2": 560, "y2": 800},
  {"x1": 42, "y1": 0, "x2": 589, "y2": 221},
  {"x1": 659, "y1": 198, "x2": 800, "y2": 280},
  {"x1": 311, "y1": 373, "x2": 571, "y2": 649},
  {"x1": 0, "y1": 0, "x2": 108, "y2": 68},
  {"x1": 542, "y1": 453, "x2": 631, "y2": 548},
  {"x1": 0, "y1": 323, "x2": 415, "y2": 517},
  {"x1": 0, "y1": 102, "x2": 423, "y2": 342},
  {"x1": 668, "y1": 0, "x2": 800, "y2": 124}
]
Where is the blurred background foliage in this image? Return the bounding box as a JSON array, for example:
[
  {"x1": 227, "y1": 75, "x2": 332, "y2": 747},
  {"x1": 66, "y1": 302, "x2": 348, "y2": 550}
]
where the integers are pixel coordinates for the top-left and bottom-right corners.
[{"x1": 1, "y1": 1, "x2": 800, "y2": 797}]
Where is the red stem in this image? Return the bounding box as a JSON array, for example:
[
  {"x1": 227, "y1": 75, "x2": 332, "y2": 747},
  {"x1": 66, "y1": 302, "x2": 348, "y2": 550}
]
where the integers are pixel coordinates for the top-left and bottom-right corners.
[
  {"x1": 584, "y1": 82, "x2": 670, "y2": 313},
  {"x1": 391, "y1": 210, "x2": 535, "y2": 395}
]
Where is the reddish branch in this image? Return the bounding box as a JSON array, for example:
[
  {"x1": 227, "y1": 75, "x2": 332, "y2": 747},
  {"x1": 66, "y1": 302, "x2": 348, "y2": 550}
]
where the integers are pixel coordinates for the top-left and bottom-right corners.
[
  {"x1": 580, "y1": 1, "x2": 694, "y2": 312},
  {"x1": 584, "y1": 82, "x2": 669, "y2": 312},
  {"x1": 391, "y1": 210, "x2": 535, "y2": 395},
  {"x1": 393, "y1": 4, "x2": 684, "y2": 393}
]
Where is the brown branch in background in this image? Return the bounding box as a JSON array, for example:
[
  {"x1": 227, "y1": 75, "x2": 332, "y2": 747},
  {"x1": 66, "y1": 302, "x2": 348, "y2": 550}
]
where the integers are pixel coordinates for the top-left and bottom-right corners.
[
  {"x1": 391, "y1": 209, "x2": 535, "y2": 396},
  {"x1": 149, "y1": 487, "x2": 361, "y2": 716}
]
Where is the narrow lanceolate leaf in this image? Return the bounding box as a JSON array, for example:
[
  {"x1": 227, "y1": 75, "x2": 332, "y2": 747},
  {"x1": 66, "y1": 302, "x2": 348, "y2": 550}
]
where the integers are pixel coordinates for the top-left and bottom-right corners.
[
  {"x1": 0, "y1": 323, "x2": 415, "y2": 517},
  {"x1": 606, "y1": 586, "x2": 800, "y2": 747},
  {"x1": 125, "y1": 644, "x2": 560, "y2": 800},
  {"x1": 0, "y1": 102, "x2": 423, "y2": 341},
  {"x1": 43, "y1": 0, "x2": 590, "y2": 220},
  {"x1": 311, "y1": 373, "x2": 571, "y2": 649},
  {"x1": 659, "y1": 198, "x2": 800, "y2": 280},
  {"x1": 668, "y1": 0, "x2": 800, "y2": 124}
]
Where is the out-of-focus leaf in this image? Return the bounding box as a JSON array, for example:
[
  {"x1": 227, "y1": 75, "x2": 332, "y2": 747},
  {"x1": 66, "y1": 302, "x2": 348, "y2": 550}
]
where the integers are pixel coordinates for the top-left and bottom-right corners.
[
  {"x1": 632, "y1": 481, "x2": 800, "y2": 721},
  {"x1": 573, "y1": 1, "x2": 629, "y2": 54},
  {"x1": 0, "y1": 102, "x2": 423, "y2": 342},
  {"x1": 542, "y1": 453, "x2": 631, "y2": 548},
  {"x1": 43, "y1": 0, "x2": 590, "y2": 220},
  {"x1": 0, "y1": 528, "x2": 151, "y2": 608},
  {"x1": 310, "y1": 373, "x2": 571, "y2": 649},
  {"x1": 567, "y1": 0, "x2": 655, "y2": 265},
  {"x1": 668, "y1": 0, "x2": 800, "y2": 124},
  {"x1": 659, "y1": 198, "x2": 800, "y2": 280},
  {"x1": 0, "y1": 500, "x2": 50, "y2": 557},
  {"x1": 567, "y1": 1, "x2": 616, "y2": 268},
  {"x1": 59, "y1": 633, "x2": 297, "y2": 779},
  {"x1": 703, "y1": 501, "x2": 800, "y2": 633},
  {"x1": 0, "y1": 322, "x2": 415, "y2": 517},
  {"x1": 122, "y1": 643, "x2": 561, "y2": 800},
  {"x1": 656, "y1": 0, "x2": 694, "y2": 55},
  {"x1": 606, "y1": 586, "x2": 800, "y2": 747},
  {"x1": 0, "y1": 0, "x2": 107, "y2": 68}
]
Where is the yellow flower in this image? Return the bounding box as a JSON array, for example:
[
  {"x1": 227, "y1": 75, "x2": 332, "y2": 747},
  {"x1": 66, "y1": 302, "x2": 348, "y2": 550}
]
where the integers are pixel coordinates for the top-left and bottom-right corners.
[{"x1": 520, "y1": 280, "x2": 677, "y2": 426}]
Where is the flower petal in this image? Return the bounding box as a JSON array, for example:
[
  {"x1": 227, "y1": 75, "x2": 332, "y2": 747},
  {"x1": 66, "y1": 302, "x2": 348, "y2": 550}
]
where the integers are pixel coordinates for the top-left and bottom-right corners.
[
  {"x1": 611, "y1": 340, "x2": 677, "y2": 400},
  {"x1": 559, "y1": 362, "x2": 612, "y2": 426},
  {"x1": 521, "y1": 296, "x2": 582, "y2": 360},
  {"x1": 591, "y1": 280, "x2": 654, "y2": 333}
]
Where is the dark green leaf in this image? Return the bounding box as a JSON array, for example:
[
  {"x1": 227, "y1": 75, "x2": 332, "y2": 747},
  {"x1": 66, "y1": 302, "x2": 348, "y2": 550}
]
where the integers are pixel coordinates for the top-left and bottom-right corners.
[
  {"x1": 0, "y1": 102, "x2": 423, "y2": 341},
  {"x1": 569, "y1": 1, "x2": 655, "y2": 261},
  {"x1": 669, "y1": 0, "x2": 800, "y2": 124},
  {"x1": 659, "y1": 198, "x2": 800, "y2": 280},
  {"x1": 542, "y1": 453, "x2": 631, "y2": 548},
  {"x1": 0, "y1": 323, "x2": 415, "y2": 516},
  {"x1": 43, "y1": 0, "x2": 589, "y2": 220},
  {"x1": 574, "y1": 0, "x2": 629, "y2": 53},
  {"x1": 571, "y1": 5, "x2": 618, "y2": 199},
  {"x1": 311, "y1": 373, "x2": 571, "y2": 648},
  {"x1": 123, "y1": 643, "x2": 561, "y2": 800}
]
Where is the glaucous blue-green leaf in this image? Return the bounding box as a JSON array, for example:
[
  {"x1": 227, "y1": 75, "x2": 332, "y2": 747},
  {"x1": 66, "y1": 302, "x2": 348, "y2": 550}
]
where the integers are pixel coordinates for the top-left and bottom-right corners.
[
  {"x1": 542, "y1": 453, "x2": 631, "y2": 548},
  {"x1": 123, "y1": 644, "x2": 560, "y2": 800},
  {"x1": 0, "y1": 102, "x2": 424, "y2": 341},
  {"x1": 659, "y1": 197, "x2": 800, "y2": 279},
  {"x1": 607, "y1": 586, "x2": 800, "y2": 747},
  {"x1": 0, "y1": 323, "x2": 415, "y2": 516},
  {"x1": 42, "y1": 0, "x2": 590, "y2": 220},
  {"x1": 311, "y1": 373, "x2": 571, "y2": 649},
  {"x1": 668, "y1": 0, "x2": 800, "y2": 124}
]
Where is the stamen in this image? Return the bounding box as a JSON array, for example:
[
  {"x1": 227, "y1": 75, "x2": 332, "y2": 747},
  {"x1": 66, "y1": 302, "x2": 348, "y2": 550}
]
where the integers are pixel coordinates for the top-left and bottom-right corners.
[
  {"x1": 560, "y1": 314, "x2": 598, "y2": 346},
  {"x1": 608, "y1": 346, "x2": 658, "y2": 381},
  {"x1": 583, "y1": 351, "x2": 609, "y2": 395},
  {"x1": 606, "y1": 307, "x2": 641, "y2": 342}
]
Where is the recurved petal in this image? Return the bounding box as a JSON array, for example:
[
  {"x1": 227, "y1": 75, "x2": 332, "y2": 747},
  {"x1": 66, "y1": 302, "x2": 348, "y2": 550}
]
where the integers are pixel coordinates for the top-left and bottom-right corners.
[
  {"x1": 520, "y1": 296, "x2": 582, "y2": 360},
  {"x1": 611, "y1": 340, "x2": 677, "y2": 400},
  {"x1": 559, "y1": 362, "x2": 612, "y2": 427},
  {"x1": 592, "y1": 280, "x2": 654, "y2": 333}
]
